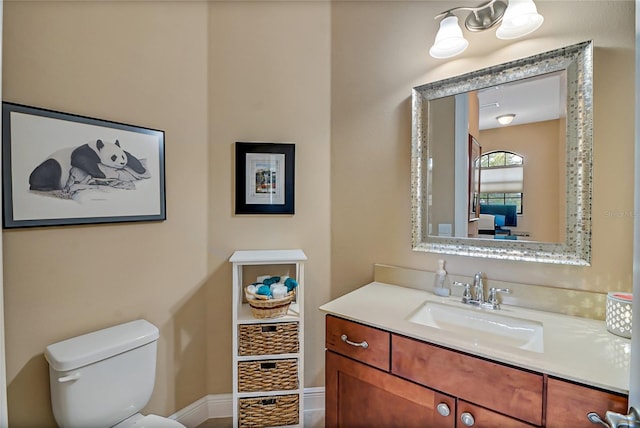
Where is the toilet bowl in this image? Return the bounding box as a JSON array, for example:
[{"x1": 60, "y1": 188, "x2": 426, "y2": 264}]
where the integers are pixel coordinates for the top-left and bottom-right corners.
[
  {"x1": 113, "y1": 413, "x2": 184, "y2": 428},
  {"x1": 45, "y1": 319, "x2": 186, "y2": 428}
]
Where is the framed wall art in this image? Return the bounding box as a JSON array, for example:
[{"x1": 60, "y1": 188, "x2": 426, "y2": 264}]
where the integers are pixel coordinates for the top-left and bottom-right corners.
[
  {"x1": 2, "y1": 102, "x2": 166, "y2": 228},
  {"x1": 235, "y1": 142, "x2": 295, "y2": 215},
  {"x1": 468, "y1": 134, "x2": 482, "y2": 221}
]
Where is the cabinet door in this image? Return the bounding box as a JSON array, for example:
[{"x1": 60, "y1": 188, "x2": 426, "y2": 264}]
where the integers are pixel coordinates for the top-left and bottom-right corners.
[
  {"x1": 326, "y1": 350, "x2": 455, "y2": 428},
  {"x1": 546, "y1": 377, "x2": 628, "y2": 428},
  {"x1": 392, "y1": 334, "x2": 543, "y2": 426},
  {"x1": 457, "y1": 400, "x2": 537, "y2": 428}
]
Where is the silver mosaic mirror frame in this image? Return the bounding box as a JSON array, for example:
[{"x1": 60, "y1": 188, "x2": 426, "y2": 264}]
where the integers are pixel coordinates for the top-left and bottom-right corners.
[{"x1": 411, "y1": 41, "x2": 592, "y2": 265}]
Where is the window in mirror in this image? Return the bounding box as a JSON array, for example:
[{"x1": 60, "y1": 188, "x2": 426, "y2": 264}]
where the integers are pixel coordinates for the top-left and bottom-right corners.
[{"x1": 478, "y1": 151, "x2": 524, "y2": 214}]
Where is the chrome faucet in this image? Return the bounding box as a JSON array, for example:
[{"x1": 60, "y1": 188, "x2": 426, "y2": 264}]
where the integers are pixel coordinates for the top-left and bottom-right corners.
[
  {"x1": 473, "y1": 272, "x2": 485, "y2": 304},
  {"x1": 453, "y1": 272, "x2": 511, "y2": 310}
]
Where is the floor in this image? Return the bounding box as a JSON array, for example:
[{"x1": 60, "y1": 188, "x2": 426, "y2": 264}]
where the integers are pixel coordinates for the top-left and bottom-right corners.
[
  {"x1": 196, "y1": 418, "x2": 232, "y2": 428},
  {"x1": 195, "y1": 410, "x2": 324, "y2": 428}
]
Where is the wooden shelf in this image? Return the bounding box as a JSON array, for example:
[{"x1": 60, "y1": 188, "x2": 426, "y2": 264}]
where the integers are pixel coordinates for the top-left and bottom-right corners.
[
  {"x1": 236, "y1": 302, "x2": 300, "y2": 324},
  {"x1": 231, "y1": 249, "x2": 306, "y2": 428},
  {"x1": 229, "y1": 249, "x2": 307, "y2": 264}
]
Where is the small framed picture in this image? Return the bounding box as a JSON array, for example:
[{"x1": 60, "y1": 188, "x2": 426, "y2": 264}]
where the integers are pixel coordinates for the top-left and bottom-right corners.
[
  {"x1": 2, "y1": 102, "x2": 166, "y2": 228},
  {"x1": 235, "y1": 142, "x2": 295, "y2": 215},
  {"x1": 469, "y1": 134, "x2": 482, "y2": 221}
]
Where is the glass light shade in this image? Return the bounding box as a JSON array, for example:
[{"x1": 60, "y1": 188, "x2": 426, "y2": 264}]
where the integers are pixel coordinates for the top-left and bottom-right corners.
[
  {"x1": 496, "y1": 114, "x2": 516, "y2": 125},
  {"x1": 429, "y1": 15, "x2": 469, "y2": 59},
  {"x1": 496, "y1": 0, "x2": 544, "y2": 40}
]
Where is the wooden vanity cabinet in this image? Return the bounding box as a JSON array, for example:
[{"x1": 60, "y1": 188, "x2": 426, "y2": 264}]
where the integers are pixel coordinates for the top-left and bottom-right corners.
[
  {"x1": 457, "y1": 400, "x2": 536, "y2": 428},
  {"x1": 545, "y1": 377, "x2": 628, "y2": 428},
  {"x1": 326, "y1": 351, "x2": 455, "y2": 428},
  {"x1": 326, "y1": 316, "x2": 456, "y2": 427},
  {"x1": 392, "y1": 334, "x2": 543, "y2": 426},
  {"x1": 325, "y1": 315, "x2": 628, "y2": 428}
]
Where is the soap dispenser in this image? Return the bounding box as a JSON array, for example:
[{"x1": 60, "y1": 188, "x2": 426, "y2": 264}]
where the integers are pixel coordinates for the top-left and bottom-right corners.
[{"x1": 433, "y1": 259, "x2": 451, "y2": 297}]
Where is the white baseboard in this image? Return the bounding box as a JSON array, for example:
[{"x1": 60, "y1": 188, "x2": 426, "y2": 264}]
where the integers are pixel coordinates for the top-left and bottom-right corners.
[
  {"x1": 171, "y1": 393, "x2": 232, "y2": 427},
  {"x1": 171, "y1": 387, "x2": 325, "y2": 428},
  {"x1": 302, "y1": 386, "x2": 325, "y2": 411}
]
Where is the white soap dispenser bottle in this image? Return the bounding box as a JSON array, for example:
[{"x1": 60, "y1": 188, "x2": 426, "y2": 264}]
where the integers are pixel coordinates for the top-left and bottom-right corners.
[{"x1": 433, "y1": 259, "x2": 451, "y2": 297}]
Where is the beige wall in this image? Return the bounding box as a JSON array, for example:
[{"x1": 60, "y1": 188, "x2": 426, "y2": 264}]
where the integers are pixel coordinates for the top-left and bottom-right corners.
[
  {"x1": 3, "y1": 2, "x2": 210, "y2": 425},
  {"x1": 331, "y1": 1, "x2": 635, "y2": 296},
  {"x1": 205, "y1": 0, "x2": 331, "y2": 400},
  {"x1": 430, "y1": 96, "x2": 455, "y2": 234},
  {"x1": 2, "y1": 1, "x2": 330, "y2": 426},
  {"x1": 480, "y1": 120, "x2": 563, "y2": 242},
  {"x1": 1, "y1": 0, "x2": 635, "y2": 426}
]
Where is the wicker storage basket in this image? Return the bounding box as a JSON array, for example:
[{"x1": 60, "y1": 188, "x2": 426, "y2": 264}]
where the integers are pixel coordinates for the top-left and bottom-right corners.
[
  {"x1": 245, "y1": 287, "x2": 295, "y2": 319},
  {"x1": 238, "y1": 394, "x2": 299, "y2": 427},
  {"x1": 238, "y1": 358, "x2": 298, "y2": 392},
  {"x1": 238, "y1": 322, "x2": 299, "y2": 356}
]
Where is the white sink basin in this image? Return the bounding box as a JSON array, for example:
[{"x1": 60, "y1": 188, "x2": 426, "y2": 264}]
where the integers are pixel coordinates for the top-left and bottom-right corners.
[{"x1": 408, "y1": 301, "x2": 544, "y2": 353}]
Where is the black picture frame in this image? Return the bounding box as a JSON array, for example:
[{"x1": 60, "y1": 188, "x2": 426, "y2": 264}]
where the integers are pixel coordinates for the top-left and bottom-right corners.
[
  {"x1": 235, "y1": 142, "x2": 295, "y2": 215},
  {"x1": 2, "y1": 102, "x2": 166, "y2": 228},
  {"x1": 469, "y1": 134, "x2": 482, "y2": 221}
]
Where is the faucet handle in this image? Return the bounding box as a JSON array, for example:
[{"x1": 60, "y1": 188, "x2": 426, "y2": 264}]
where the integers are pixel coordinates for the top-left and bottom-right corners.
[
  {"x1": 488, "y1": 287, "x2": 511, "y2": 306},
  {"x1": 453, "y1": 281, "x2": 472, "y2": 303}
]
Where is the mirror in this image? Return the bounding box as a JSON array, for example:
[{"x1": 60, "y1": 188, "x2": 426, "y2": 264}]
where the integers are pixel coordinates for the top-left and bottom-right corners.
[
  {"x1": 411, "y1": 41, "x2": 592, "y2": 265},
  {"x1": 429, "y1": 70, "x2": 567, "y2": 244}
]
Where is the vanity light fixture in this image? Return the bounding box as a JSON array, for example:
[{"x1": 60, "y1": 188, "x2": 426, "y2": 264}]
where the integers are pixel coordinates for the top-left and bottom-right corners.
[
  {"x1": 496, "y1": 114, "x2": 516, "y2": 125},
  {"x1": 496, "y1": 0, "x2": 544, "y2": 39},
  {"x1": 429, "y1": 14, "x2": 470, "y2": 59},
  {"x1": 429, "y1": 0, "x2": 544, "y2": 59}
]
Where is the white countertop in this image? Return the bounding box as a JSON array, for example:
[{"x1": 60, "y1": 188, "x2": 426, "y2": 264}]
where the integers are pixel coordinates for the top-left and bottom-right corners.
[{"x1": 319, "y1": 282, "x2": 631, "y2": 394}]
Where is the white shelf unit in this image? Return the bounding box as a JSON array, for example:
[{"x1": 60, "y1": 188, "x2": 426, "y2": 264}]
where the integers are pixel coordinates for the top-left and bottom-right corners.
[{"x1": 230, "y1": 249, "x2": 307, "y2": 428}]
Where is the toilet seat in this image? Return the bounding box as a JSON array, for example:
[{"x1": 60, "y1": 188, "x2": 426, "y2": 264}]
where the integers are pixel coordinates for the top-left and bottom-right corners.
[
  {"x1": 113, "y1": 413, "x2": 186, "y2": 428},
  {"x1": 134, "y1": 414, "x2": 186, "y2": 428}
]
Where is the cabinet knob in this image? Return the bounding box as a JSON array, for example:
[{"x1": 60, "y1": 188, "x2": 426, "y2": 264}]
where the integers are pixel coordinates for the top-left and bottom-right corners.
[
  {"x1": 436, "y1": 403, "x2": 450, "y2": 417},
  {"x1": 460, "y1": 412, "x2": 475, "y2": 427}
]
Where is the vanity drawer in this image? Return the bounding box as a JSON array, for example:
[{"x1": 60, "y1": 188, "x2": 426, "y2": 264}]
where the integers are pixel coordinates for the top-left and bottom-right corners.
[
  {"x1": 237, "y1": 358, "x2": 299, "y2": 392},
  {"x1": 325, "y1": 315, "x2": 390, "y2": 371},
  {"x1": 238, "y1": 322, "x2": 299, "y2": 356},
  {"x1": 546, "y1": 377, "x2": 628, "y2": 428},
  {"x1": 457, "y1": 400, "x2": 535, "y2": 428},
  {"x1": 391, "y1": 334, "x2": 543, "y2": 426}
]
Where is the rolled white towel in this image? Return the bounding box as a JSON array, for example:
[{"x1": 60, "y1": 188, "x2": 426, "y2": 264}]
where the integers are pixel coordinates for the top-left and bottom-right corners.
[{"x1": 271, "y1": 284, "x2": 288, "y2": 299}]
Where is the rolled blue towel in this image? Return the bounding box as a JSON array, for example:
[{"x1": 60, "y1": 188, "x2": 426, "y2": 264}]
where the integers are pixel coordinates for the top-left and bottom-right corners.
[
  {"x1": 262, "y1": 276, "x2": 280, "y2": 286},
  {"x1": 256, "y1": 285, "x2": 272, "y2": 296},
  {"x1": 284, "y1": 278, "x2": 298, "y2": 292}
]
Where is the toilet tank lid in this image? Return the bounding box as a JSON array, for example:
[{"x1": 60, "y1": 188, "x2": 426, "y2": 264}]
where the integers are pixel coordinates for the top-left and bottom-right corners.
[{"x1": 45, "y1": 319, "x2": 159, "y2": 372}]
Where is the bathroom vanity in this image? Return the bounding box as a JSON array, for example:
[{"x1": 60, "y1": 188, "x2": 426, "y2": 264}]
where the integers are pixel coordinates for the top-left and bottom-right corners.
[{"x1": 320, "y1": 280, "x2": 630, "y2": 428}]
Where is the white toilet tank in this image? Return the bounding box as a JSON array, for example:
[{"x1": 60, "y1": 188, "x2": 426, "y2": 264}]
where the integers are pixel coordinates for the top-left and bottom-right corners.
[{"x1": 45, "y1": 319, "x2": 160, "y2": 428}]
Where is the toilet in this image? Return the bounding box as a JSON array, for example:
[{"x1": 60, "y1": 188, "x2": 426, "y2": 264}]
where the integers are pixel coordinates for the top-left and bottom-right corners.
[{"x1": 44, "y1": 319, "x2": 186, "y2": 428}]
